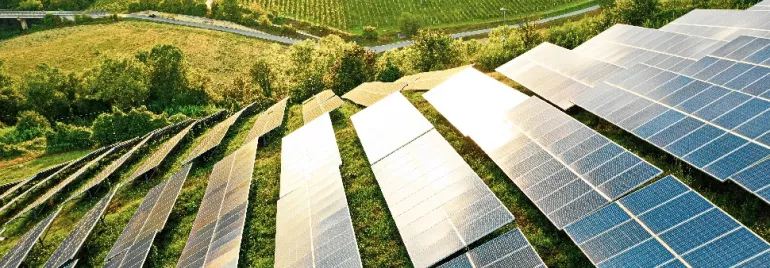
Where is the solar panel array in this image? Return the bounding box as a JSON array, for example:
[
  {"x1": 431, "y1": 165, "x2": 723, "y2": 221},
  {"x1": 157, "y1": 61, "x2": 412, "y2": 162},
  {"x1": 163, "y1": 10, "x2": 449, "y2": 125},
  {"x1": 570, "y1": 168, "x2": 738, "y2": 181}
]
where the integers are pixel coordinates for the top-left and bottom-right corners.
[
  {"x1": 438, "y1": 228, "x2": 545, "y2": 268},
  {"x1": 341, "y1": 81, "x2": 407, "y2": 106},
  {"x1": 275, "y1": 151, "x2": 361, "y2": 267},
  {"x1": 0, "y1": 208, "x2": 61, "y2": 268},
  {"x1": 565, "y1": 176, "x2": 770, "y2": 267},
  {"x1": 177, "y1": 139, "x2": 258, "y2": 268},
  {"x1": 126, "y1": 120, "x2": 196, "y2": 183},
  {"x1": 104, "y1": 163, "x2": 192, "y2": 268},
  {"x1": 44, "y1": 188, "x2": 118, "y2": 268},
  {"x1": 497, "y1": 43, "x2": 624, "y2": 109},
  {"x1": 574, "y1": 24, "x2": 726, "y2": 71},
  {"x1": 660, "y1": 9, "x2": 770, "y2": 41},
  {"x1": 183, "y1": 104, "x2": 252, "y2": 164},
  {"x1": 750, "y1": 0, "x2": 770, "y2": 10},
  {"x1": 302, "y1": 90, "x2": 344, "y2": 124},
  {"x1": 280, "y1": 113, "x2": 342, "y2": 197},
  {"x1": 396, "y1": 65, "x2": 473, "y2": 90},
  {"x1": 572, "y1": 36, "x2": 770, "y2": 204},
  {"x1": 351, "y1": 92, "x2": 514, "y2": 268},
  {"x1": 0, "y1": 161, "x2": 69, "y2": 202},
  {"x1": 243, "y1": 97, "x2": 289, "y2": 145}
]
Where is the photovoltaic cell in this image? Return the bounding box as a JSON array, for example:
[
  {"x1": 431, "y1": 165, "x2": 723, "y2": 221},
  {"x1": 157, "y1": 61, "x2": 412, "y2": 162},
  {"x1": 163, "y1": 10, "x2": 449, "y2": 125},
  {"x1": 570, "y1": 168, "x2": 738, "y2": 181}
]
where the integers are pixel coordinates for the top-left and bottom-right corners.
[
  {"x1": 280, "y1": 113, "x2": 342, "y2": 197},
  {"x1": 342, "y1": 81, "x2": 407, "y2": 107},
  {"x1": 0, "y1": 161, "x2": 69, "y2": 203},
  {"x1": 396, "y1": 65, "x2": 473, "y2": 91},
  {"x1": 438, "y1": 228, "x2": 545, "y2": 268},
  {"x1": 352, "y1": 92, "x2": 513, "y2": 268},
  {"x1": 177, "y1": 140, "x2": 257, "y2": 268},
  {"x1": 44, "y1": 188, "x2": 118, "y2": 268},
  {"x1": 302, "y1": 90, "x2": 344, "y2": 124},
  {"x1": 660, "y1": 9, "x2": 770, "y2": 41},
  {"x1": 243, "y1": 97, "x2": 289, "y2": 145},
  {"x1": 183, "y1": 105, "x2": 253, "y2": 164},
  {"x1": 104, "y1": 163, "x2": 192, "y2": 268},
  {"x1": 127, "y1": 120, "x2": 196, "y2": 183},
  {"x1": 749, "y1": 0, "x2": 770, "y2": 10},
  {"x1": 565, "y1": 176, "x2": 770, "y2": 268},
  {"x1": 0, "y1": 208, "x2": 61, "y2": 268},
  {"x1": 496, "y1": 43, "x2": 624, "y2": 109}
]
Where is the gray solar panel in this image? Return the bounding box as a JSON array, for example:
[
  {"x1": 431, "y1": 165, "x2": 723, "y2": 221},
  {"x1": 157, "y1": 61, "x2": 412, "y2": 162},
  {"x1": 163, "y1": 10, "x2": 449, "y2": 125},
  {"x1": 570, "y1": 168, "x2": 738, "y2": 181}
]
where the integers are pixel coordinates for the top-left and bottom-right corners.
[
  {"x1": 183, "y1": 104, "x2": 253, "y2": 164},
  {"x1": 0, "y1": 208, "x2": 61, "y2": 268},
  {"x1": 438, "y1": 228, "x2": 545, "y2": 268},
  {"x1": 750, "y1": 0, "x2": 770, "y2": 10},
  {"x1": 177, "y1": 140, "x2": 257, "y2": 268},
  {"x1": 660, "y1": 9, "x2": 770, "y2": 41},
  {"x1": 352, "y1": 92, "x2": 513, "y2": 268},
  {"x1": 280, "y1": 113, "x2": 342, "y2": 197},
  {"x1": 497, "y1": 43, "x2": 624, "y2": 109},
  {"x1": 302, "y1": 90, "x2": 344, "y2": 124},
  {"x1": 342, "y1": 82, "x2": 407, "y2": 107},
  {"x1": 396, "y1": 65, "x2": 474, "y2": 91},
  {"x1": 565, "y1": 176, "x2": 770, "y2": 267},
  {"x1": 104, "y1": 163, "x2": 191, "y2": 268},
  {"x1": 44, "y1": 188, "x2": 118, "y2": 268},
  {"x1": 0, "y1": 161, "x2": 69, "y2": 203},
  {"x1": 573, "y1": 36, "x2": 770, "y2": 204},
  {"x1": 243, "y1": 97, "x2": 289, "y2": 145},
  {"x1": 126, "y1": 120, "x2": 196, "y2": 183}
]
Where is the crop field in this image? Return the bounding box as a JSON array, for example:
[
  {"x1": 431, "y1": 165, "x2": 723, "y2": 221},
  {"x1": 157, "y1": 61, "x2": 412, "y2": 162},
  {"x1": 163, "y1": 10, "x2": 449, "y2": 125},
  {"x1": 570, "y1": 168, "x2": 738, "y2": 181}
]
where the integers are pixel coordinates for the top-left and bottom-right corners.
[{"x1": 255, "y1": 0, "x2": 597, "y2": 31}]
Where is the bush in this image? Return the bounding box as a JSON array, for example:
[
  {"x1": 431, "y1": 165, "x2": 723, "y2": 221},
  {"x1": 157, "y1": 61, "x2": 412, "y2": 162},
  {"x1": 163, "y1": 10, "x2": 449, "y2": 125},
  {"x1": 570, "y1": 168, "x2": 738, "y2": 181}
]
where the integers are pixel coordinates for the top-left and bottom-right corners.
[
  {"x1": 0, "y1": 143, "x2": 25, "y2": 159},
  {"x1": 20, "y1": 65, "x2": 78, "y2": 122},
  {"x1": 377, "y1": 58, "x2": 402, "y2": 82},
  {"x1": 14, "y1": 111, "x2": 50, "y2": 142},
  {"x1": 280, "y1": 24, "x2": 297, "y2": 35},
  {"x1": 45, "y1": 122, "x2": 93, "y2": 153},
  {"x1": 74, "y1": 14, "x2": 95, "y2": 24},
  {"x1": 324, "y1": 45, "x2": 376, "y2": 96},
  {"x1": 82, "y1": 58, "x2": 150, "y2": 110},
  {"x1": 16, "y1": 0, "x2": 42, "y2": 10},
  {"x1": 258, "y1": 14, "x2": 273, "y2": 27},
  {"x1": 91, "y1": 106, "x2": 170, "y2": 146},
  {"x1": 398, "y1": 13, "x2": 421, "y2": 37},
  {"x1": 362, "y1": 26, "x2": 378, "y2": 41},
  {"x1": 168, "y1": 113, "x2": 189, "y2": 124},
  {"x1": 250, "y1": 58, "x2": 274, "y2": 97}
]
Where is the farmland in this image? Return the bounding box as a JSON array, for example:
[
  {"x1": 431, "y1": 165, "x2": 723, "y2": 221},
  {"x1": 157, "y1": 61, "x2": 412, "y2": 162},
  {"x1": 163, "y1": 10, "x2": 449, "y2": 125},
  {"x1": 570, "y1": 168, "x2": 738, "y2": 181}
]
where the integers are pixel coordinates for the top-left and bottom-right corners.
[{"x1": 255, "y1": 0, "x2": 598, "y2": 31}]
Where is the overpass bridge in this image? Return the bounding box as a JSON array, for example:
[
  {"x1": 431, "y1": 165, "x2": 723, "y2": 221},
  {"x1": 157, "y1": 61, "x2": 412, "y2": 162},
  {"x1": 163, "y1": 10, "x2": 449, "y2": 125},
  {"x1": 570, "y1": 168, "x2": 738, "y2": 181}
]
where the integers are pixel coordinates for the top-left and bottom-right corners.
[{"x1": 0, "y1": 10, "x2": 108, "y2": 29}]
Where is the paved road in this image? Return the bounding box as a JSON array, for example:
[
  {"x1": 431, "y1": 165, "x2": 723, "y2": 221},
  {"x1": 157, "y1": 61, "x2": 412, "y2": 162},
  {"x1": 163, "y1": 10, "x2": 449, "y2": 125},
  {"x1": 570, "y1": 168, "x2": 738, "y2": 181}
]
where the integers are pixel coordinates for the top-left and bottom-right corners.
[{"x1": 367, "y1": 5, "x2": 601, "y2": 53}]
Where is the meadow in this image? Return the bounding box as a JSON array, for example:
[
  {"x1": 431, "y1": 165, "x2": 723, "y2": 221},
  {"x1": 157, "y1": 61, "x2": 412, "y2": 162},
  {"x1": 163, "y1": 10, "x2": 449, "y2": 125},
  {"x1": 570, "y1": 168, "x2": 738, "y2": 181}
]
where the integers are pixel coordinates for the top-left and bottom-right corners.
[{"x1": 255, "y1": 0, "x2": 598, "y2": 32}]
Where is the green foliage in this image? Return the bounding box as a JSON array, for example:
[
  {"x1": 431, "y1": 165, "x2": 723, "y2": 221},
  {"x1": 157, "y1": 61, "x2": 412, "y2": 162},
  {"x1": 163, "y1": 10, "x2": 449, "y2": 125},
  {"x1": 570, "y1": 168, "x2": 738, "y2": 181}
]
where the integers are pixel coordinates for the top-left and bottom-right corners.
[
  {"x1": 19, "y1": 65, "x2": 78, "y2": 122},
  {"x1": 168, "y1": 113, "x2": 189, "y2": 124},
  {"x1": 74, "y1": 14, "x2": 95, "y2": 24},
  {"x1": 213, "y1": 76, "x2": 262, "y2": 110},
  {"x1": 82, "y1": 58, "x2": 150, "y2": 110},
  {"x1": 0, "y1": 63, "x2": 24, "y2": 125},
  {"x1": 41, "y1": 14, "x2": 68, "y2": 27},
  {"x1": 250, "y1": 58, "x2": 275, "y2": 97},
  {"x1": 15, "y1": 0, "x2": 42, "y2": 10},
  {"x1": 362, "y1": 26, "x2": 378, "y2": 41},
  {"x1": 0, "y1": 143, "x2": 25, "y2": 159},
  {"x1": 13, "y1": 111, "x2": 50, "y2": 142},
  {"x1": 324, "y1": 46, "x2": 376, "y2": 96},
  {"x1": 90, "y1": 106, "x2": 169, "y2": 146},
  {"x1": 212, "y1": 0, "x2": 244, "y2": 22},
  {"x1": 398, "y1": 12, "x2": 421, "y2": 37},
  {"x1": 412, "y1": 30, "x2": 461, "y2": 72},
  {"x1": 45, "y1": 122, "x2": 93, "y2": 153},
  {"x1": 547, "y1": 14, "x2": 612, "y2": 49},
  {"x1": 257, "y1": 14, "x2": 273, "y2": 27},
  {"x1": 136, "y1": 44, "x2": 206, "y2": 109},
  {"x1": 376, "y1": 58, "x2": 402, "y2": 82}
]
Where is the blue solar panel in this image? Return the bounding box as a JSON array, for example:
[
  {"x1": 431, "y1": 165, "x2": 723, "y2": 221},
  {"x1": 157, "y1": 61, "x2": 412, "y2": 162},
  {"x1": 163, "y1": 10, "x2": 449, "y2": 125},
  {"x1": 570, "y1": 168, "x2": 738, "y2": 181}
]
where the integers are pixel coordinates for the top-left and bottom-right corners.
[{"x1": 566, "y1": 176, "x2": 770, "y2": 267}]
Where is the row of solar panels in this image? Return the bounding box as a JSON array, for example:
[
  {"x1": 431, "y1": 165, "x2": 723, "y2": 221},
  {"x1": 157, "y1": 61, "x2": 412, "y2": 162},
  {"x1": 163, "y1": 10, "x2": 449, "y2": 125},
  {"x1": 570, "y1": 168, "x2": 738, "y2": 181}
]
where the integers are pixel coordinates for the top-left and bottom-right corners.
[{"x1": 0, "y1": 99, "x2": 289, "y2": 268}]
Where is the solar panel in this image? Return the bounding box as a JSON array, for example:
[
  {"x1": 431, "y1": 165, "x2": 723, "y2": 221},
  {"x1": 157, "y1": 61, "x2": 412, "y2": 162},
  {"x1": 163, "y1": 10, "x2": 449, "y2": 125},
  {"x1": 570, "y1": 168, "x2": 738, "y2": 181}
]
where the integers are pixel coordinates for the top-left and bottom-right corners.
[
  {"x1": 341, "y1": 81, "x2": 407, "y2": 106},
  {"x1": 573, "y1": 36, "x2": 770, "y2": 204},
  {"x1": 397, "y1": 65, "x2": 474, "y2": 90},
  {"x1": 127, "y1": 120, "x2": 196, "y2": 183},
  {"x1": 280, "y1": 113, "x2": 342, "y2": 197},
  {"x1": 177, "y1": 139, "x2": 258, "y2": 268},
  {"x1": 243, "y1": 97, "x2": 289, "y2": 145},
  {"x1": 565, "y1": 176, "x2": 770, "y2": 267},
  {"x1": 438, "y1": 228, "x2": 545, "y2": 268},
  {"x1": 351, "y1": 92, "x2": 514, "y2": 268},
  {"x1": 750, "y1": 0, "x2": 770, "y2": 10},
  {"x1": 104, "y1": 163, "x2": 192, "y2": 268},
  {"x1": 497, "y1": 43, "x2": 624, "y2": 109},
  {"x1": 0, "y1": 208, "x2": 61, "y2": 268},
  {"x1": 350, "y1": 92, "x2": 434, "y2": 164},
  {"x1": 44, "y1": 188, "x2": 118, "y2": 268},
  {"x1": 183, "y1": 104, "x2": 253, "y2": 164},
  {"x1": 274, "y1": 156, "x2": 362, "y2": 267},
  {"x1": 659, "y1": 9, "x2": 770, "y2": 41},
  {"x1": 302, "y1": 90, "x2": 344, "y2": 124},
  {"x1": 0, "y1": 161, "x2": 69, "y2": 202},
  {"x1": 574, "y1": 24, "x2": 726, "y2": 71}
]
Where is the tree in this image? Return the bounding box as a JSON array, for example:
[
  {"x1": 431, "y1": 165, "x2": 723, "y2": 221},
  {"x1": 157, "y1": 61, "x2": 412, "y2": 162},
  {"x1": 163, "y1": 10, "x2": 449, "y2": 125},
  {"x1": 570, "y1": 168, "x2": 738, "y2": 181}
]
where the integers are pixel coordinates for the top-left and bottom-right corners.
[
  {"x1": 16, "y1": 0, "x2": 42, "y2": 10},
  {"x1": 412, "y1": 30, "x2": 461, "y2": 72},
  {"x1": 136, "y1": 44, "x2": 196, "y2": 108},
  {"x1": 258, "y1": 14, "x2": 272, "y2": 27},
  {"x1": 362, "y1": 26, "x2": 378, "y2": 41},
  {"x1": 377, "y1": 58, "x2": 403, "y2": 82},
  {"x1": 20, "y1": 65, "x2": 77, "y2": 122},
  {"x1": 250, "y1": 58, "x2": 274, "y2": 97},
  {"x1": 610, "y1": 0, "x2": 660, "y2": 26},
  {"x1": 91, "y1": 106, "x2": 169, "y2": 145},
  {"x1": 518, "y1": 19, "x2": 542, "y2": 50},
  {"x1": 324, "y1": 46, "x2": 376, "y2": 96},
  {"x1": 0, "y1": 62, "x2": 24, "y2": 125},
  {"x1": 83, "y1": 58, "x2": 150, "y2": 110},
  {"x1": 14, "y1": 111, "x2": 50, "y2": 141},
  {"x1": 398, "y1": 12, "x2": 422, "y2": 37},
  {"x1": 45, "y1": 122, "x2": 93, "y2": 153}
]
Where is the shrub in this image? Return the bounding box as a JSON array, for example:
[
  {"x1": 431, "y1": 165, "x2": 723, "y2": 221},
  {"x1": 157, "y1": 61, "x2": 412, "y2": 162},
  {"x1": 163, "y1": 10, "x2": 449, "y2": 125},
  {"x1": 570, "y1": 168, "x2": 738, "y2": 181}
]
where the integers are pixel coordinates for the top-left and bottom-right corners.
[
  {"x1": 16, "y1": 0, "x2": 42, "y2": 10},
  {"x1": 377, "y1": 58, "x2": 402, "y2": 82},
  {"x1": 280, "y1": 24, "x2": 297, "y2": 35},
  {"x1": 45, "y1": 122, "x2": 93, "y2": 153},
  {"x1": 14, "y1": 111, "x2": 50, "y2": 142},
  {"x1": 213, "y1": 76, "x2": 259, "y2": 110},
  {"x1": 362, "y1": 26, "x2": 378, "y2": 41},
  {"x1": 168, "y1": 113, "x2": 189, "y2": 124},
  {"x1": 0, "y1": 143, "x2": 25, "y2": 159},
  {"x1": 82, "y1": 58, "x2": 150, "y2": 110},
  {"x1": 258, "y1": 14, "x2": 273, "y2": 27},
  {"x1": 412, "y1": 30, "x2": 461, "y2": 72},
  {"x1": 398, "y1": 13, "x2": 421, "y2": 37},
  {"x1": 19, "y1": 65, "x2": 78, "y2": 122},
  {"x1": 91, "y1": 106, "x2": 170, "y2": 146},
  {"x1": 324, "y1": 45, "x2": 376, "y2": 96},
  {"x1": 74, "y1": 14, "x2": 95, "y2": 24},
  {"x1": 0, "y1": 62, "x2": 24, "y2": 125},
  {"x1": 250, "y1": 58, "x2": 274, "y2": 97}
]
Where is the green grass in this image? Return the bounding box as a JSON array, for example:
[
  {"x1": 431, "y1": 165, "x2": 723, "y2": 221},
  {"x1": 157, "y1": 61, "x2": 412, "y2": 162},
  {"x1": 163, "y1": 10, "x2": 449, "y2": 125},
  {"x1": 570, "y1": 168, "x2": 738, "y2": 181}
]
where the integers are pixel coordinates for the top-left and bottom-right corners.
[
  {"x1": 256, "y1": 0, "x2": 598, "y2": 32},
  {"x1": 0, "y1": 149, "x2": 91, "y2": 185},
  {"x1": 0, "y1": 20, "x2": 284, "y2": 85}
]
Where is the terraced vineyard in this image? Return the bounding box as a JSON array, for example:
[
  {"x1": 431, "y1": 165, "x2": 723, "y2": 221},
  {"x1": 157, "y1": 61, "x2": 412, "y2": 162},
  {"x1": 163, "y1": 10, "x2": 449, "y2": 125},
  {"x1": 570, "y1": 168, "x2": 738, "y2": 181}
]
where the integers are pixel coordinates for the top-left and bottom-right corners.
[{"x1": 255, "y1": 0, "x2": 597, "y2": 31}]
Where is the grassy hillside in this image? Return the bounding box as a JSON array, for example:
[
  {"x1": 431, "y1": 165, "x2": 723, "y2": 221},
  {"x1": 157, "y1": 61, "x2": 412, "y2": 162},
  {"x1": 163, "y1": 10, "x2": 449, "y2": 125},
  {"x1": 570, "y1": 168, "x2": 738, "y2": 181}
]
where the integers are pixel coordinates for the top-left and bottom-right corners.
[
  {"x1": 0, "y1": 20, "x2": 284, "y2": 85},
  {"x1": 0, "y1": 149, "x2": 91, "y2": 185},
  {"x1": 256, "y1": 0, "x2": 597, "y2": 32}
]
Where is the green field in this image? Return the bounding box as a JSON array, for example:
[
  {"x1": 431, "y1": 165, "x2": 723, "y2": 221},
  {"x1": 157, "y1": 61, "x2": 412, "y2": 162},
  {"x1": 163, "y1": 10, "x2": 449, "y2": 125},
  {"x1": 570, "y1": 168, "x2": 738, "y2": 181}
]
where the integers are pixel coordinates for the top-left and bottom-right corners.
[{"x1": 256, "y1": 0, "x2": 597, "y2": 31}]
